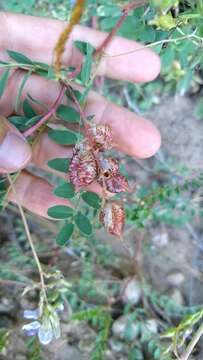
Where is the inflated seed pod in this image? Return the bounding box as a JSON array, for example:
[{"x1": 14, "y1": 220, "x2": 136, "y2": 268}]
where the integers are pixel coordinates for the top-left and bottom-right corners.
[
  {"x1": 104, "y1": 174, "x2": 130, "y2": 193},
  {"x1": 70, "y1": 142, "x2": 98, "y2": 189},
  {"x1": 98, "y1": 157, "x2": 119, "y2": 179},
  {"x1": 99, "y1": 200, "x2": 125, "y2": 236},
  {"x1": 87, "y1": 124, "x2": 113, "y2": 152}
]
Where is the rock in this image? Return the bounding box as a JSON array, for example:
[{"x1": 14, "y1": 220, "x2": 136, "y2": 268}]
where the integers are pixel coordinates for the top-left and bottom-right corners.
[
  {"x1": 109, "y1": 339, "x2": 125, "y2": 353},
  {"x1": 167, "y1": 271, "x2": 185, "y2": 287},
  {"x1": 167, "y1": 288, "x2": 185, "y2": 306},
  {"x1": 122, "y1": 279, "x2": 142, "y2": 305},
  {"x1": 78, "y1": 338, "x2": 95, "y2": 353},
  {"x1": 152, "y1": 232, "x2": 169, "y2": 247},
  {"x1": 112, "y1": 315, "x2": 140, "y2": 340}
]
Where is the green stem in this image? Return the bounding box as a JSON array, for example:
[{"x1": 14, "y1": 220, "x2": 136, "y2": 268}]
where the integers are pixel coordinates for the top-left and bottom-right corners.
[
  {"x1": 7, "y1": 174, "x2": 48, "y2": 303},
  {"x1": 179, "y1": 321, "x2": 203, "y2": 360}
]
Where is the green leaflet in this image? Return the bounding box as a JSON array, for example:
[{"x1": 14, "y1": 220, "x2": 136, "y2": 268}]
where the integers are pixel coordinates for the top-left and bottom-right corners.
[
  {"x1": 7, "y1": 49, "x2": 33, "y2": 65},
  {"x1": 56, "y1": 223, "x2": 74, "y2": 246},
  {"x1": 0, "y1": 69, "x2": 10, "y2": 98},
  {"x1": 48, "y1": 129, "x2": 78, "y2": 145},
  {"x1": 47, "y1": 205, "x2": 73, "y2": 219},
  {"x1": 75, "y1": 212, "x2": 92, "y2": 236},
  {"x1": 82, "y1": 192, "x2": 101, "y2": 209},
  {"x1": 54, "y1": 182, "x2": 75, "y2": 199},
  {"x1": 57, "y1": 105, "x2": 80, "y2": 123},
  {"x1": 47, "y1": 158, "x2": 70, "y2": 173}
]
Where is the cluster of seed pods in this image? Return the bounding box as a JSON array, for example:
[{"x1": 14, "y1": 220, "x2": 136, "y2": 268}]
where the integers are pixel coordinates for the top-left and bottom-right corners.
[{"x1": 69, "y1": 124, "x2": 130, "y2": 236}]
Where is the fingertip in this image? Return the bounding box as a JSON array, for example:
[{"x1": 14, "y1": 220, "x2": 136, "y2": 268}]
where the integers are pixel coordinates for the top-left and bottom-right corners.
[
  {"x1": 140, "y1": 49, "x2": 161, "y2": 83},
  {"x1": 134, "y1": 122, "x2": 161, "y2": 159},
  {"x1": 0, "y1": 117, "x2": 32, "y2": 174}
]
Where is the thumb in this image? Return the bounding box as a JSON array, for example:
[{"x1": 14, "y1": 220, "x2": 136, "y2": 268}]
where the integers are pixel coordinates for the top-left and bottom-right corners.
[{"x1": 0, "y1": 116, "x2": 31, "y2": 174}]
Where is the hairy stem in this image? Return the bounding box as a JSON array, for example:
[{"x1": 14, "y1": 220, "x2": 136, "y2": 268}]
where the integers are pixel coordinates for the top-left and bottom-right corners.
[
  {"x1": 54, "y1": 0, "x2": 85, "y2": 73},
  {"x1": 7, "y1": 174, "x2": 48, "y2": 302}
]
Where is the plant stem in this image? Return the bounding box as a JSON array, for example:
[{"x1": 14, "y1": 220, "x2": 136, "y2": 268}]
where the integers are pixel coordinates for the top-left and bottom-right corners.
[
  {"x1": 23, "y1": 85, "x2": 65, "y2": 138},
  {"x1": 7, "y1": 174, "x2": 48, "y2": 303},
  {"x1": 94, "y1": 0, "x2": 148, "y2": 59},
  {"x1": 104, "y1": 31, "x2": 202, "y2": 58},
  {"x1": 0, "y1": 279, "x2": 28, "y2": 288},
  {"x1": 179, "y1": 322, "x2": 203, "y2": 360}
]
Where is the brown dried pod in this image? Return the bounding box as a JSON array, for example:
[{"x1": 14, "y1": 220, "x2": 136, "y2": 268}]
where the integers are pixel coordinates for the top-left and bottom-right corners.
[
  {"x1": 70, "y1": 142, "x2": 98, "y2": 189},
  {"x1": 87, "y1": 124, "x2": 113, "y2": 152},
  {"x1": 99, "y1": 200, "x2": 125, "y2": 236},
  {"x1": 98, "y1": 157, "x2": 119, "y2": 179},
  {"x1": 104, "y1": 174, "x2": 130, "y2": 193}
]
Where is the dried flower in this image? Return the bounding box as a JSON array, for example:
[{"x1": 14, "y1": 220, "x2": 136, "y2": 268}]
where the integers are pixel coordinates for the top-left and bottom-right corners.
[
  {"x1": 70, "y1": 142, "x2": 98, "y2": 189},
  {"x1": 99, "y1": 201, "x2": 125, "y2": 236},
  {"x1": 87, "y1": 124, "x2": 113, "y2": 152}
]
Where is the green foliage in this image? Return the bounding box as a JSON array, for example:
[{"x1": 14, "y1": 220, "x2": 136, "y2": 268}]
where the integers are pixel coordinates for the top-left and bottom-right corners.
[
  {"x1": 57, "y1": 105, "x2": 81, "y2": 123},
  {"x1": 47, "y1": 205, "x2": 73, "y2": 219},
  {"x1": 0, "y1": 330, "x2": 10, "y2": 354},
  {"x1": 47, "y1": 158, "x2": 70, "y2": 173},
  {"x1": 48, "y1": 129, "x2": 79, "y2": 145},
  {"x1": 0, "y1": 69, "x2": 10, "y2": 98},
  {"x1": 75, "y1": 211, "x2": 93, "y2": 236},
  {"x1": 56, "y1": 222, "x2": 74, "y2": 246},
  {"x1": 82, "y1": 191, "x2": 102, "y2": 209},
  {"x1": 54, "y1": 182, "x2": 75, "y2": 199}
]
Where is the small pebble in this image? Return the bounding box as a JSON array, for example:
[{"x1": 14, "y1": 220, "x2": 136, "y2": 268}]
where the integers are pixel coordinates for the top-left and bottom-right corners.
[
  {"x1": 122, "y1": 278, "x2": 142, "y2": 305},
  {"x1": 167, "y1": 271, "x2": 185, "y2": 287}
]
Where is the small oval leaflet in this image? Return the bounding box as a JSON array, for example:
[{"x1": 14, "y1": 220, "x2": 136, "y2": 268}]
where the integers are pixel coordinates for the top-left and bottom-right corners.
[
  {"x1": 47, "y1": 205, "x2": 73, "y2": 219},
  {"x1": 56, "y1": 223, "x2": 74, "y2": 246},
  {"x1": 75, "y1": 211, "x2": 92, "y2": 236},
  {"x1": 54, "y1": 182, "x2": 75, "y2": 199},
  {"x1": 48, "y1": 129, "x2": 78, "y2": 145},
  {"x1": 81, "y1": 191, "x2": 101, "y2": 209}
]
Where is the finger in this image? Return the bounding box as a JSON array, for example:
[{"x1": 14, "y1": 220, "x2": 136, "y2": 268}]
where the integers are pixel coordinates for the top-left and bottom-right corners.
[
  {"x1": 1, "y1": 73, "x2": 161, "y2": 159},
  {"x1": 0, "y1": 12, "x2": 160, "y2": 83},
  {"x1": 8, "y1": 171, "x2": 73, "y2": 218},
  {"x1": 0, "y1": 116, "x2": 31, "y2": 173}
]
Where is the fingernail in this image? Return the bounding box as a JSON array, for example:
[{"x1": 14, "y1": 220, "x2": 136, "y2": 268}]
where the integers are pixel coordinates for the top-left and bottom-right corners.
[{"x1": 0, "y1": 131, "x2": 31, "y2": 173}]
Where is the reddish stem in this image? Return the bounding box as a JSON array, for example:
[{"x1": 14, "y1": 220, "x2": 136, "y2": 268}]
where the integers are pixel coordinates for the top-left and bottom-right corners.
[
  {"x1": 94, "y1": 0, "x2": 148, "y2": 59},
  {"x1": 68, "y1": 64, "x2": 82, "y2": 79},
  {"x1": 23, "y1": 85, "x2": 65, "y2": 138}
]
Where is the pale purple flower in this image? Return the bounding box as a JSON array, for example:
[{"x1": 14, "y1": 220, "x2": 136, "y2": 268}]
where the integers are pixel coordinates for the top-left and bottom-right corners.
[{"x1": 22, "y1": 304, "x2": 63, "y2": 345}]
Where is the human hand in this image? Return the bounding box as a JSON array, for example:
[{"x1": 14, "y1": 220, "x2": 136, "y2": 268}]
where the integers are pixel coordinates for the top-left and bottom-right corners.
[{"x1": 0, "y1": 12, "x2": 161, "y2": 218}]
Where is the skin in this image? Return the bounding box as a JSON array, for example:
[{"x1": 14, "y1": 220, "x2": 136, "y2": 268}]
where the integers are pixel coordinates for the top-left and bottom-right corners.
[{"x1": 0, "y1": 12, "x2": 161, "y2": 218}]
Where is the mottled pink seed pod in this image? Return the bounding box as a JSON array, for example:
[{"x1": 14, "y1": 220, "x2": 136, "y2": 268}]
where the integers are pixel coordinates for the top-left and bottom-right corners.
[
  {"x1": 70, "y1": 142, "x2": 98, "y2": 189},
  {"x1": 100, "y1": 201, "x2": 125, "y2": 236},
  {"x1": 104, "y1": 174, "x2": 130, "y2": 193},
  {"x1": 87, "y1": 124, "x2": 113, "y2": 152},
  {"x1": 98, "y1": 157, "x2": 119, "y2": 179}
]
